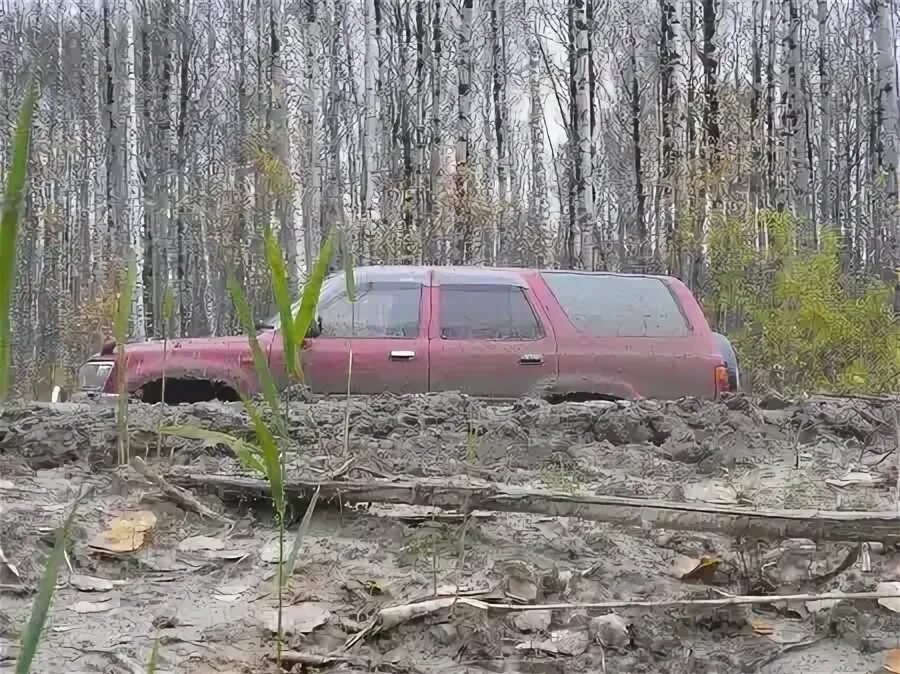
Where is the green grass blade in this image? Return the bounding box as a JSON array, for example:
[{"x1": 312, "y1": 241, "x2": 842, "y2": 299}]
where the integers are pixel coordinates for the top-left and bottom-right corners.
[
  {"x1": 294, "y1": 231, "x2": 335, "y2": 351},
  {"x1": 227, "y1": 271, "x2": 284, "y2": 432},
  {"x1": 161, "y1": 286, "x2": 175, "y2": 323},
  {"x1": 15, "y1": 504, "x2": 77, "y2": 674},
  {"x1": 241, "y1": 395, "x2": 285, "y2": 519},
  {"x1": 115, "y1": 255, "x2": 137, "y2": 464},
  {"x1": 340, "y1": 229, "x2": 356, "y2": 303},
  {"x1": 0, "y1": 79, "x2": 39, "y2": 402},
  {"x1": 263, "y1": 224, "x2": 299, "y2": 381},
  {"x1": 146, "y1": 635, "x2": 160, "y2": 673},
  {"x1": 284, "y1": 486, "x2": 320, "y2": 585},
  {"x1": 159, "y1": 425, "x2": 266, "y2": 475}
]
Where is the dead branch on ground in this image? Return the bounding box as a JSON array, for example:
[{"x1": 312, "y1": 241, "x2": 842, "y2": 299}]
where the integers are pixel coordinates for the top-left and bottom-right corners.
[
  {"x1": 131, "y1": 457, "x2": 232, "y2": 524},
  {"x1": 169, "y1": 472, "x2": 900, "y2": 544}
]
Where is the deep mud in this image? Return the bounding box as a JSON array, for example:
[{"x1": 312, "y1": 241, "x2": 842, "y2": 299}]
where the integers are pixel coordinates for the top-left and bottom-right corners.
[{"x1": 1, "y1": 392, "x2": 899, "y2": 673}]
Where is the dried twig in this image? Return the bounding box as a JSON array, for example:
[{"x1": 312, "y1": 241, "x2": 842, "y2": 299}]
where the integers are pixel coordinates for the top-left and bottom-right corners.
[
  {"x1": 341, "y1": 589, "x2": 900, "y2": 645},
  {"x1": 387, "y1": 589, "x2": 900, "y2": 618},
  {"x1": 280, "y1": 651, "x2": 368, "y2": 666},
  {"x1": 131, "y1": 457, "x2": 232, "y2": 524}
]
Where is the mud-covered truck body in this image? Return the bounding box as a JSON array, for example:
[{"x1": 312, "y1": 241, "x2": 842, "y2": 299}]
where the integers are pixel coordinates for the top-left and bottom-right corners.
[{"x1": 75, "y1": 266, "x2": 732, "y2": 403}]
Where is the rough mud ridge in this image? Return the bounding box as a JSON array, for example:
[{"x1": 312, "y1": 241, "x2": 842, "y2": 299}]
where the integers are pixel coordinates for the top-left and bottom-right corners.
[
  {"x1": 1, "y1": 392, "x2": 900, "y2": 673},
  {"x1": 2, "y1": 392, "x2": 897, "y2": 479}
]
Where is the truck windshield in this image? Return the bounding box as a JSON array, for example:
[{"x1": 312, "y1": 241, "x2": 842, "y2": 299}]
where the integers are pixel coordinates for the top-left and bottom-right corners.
[{"x1": 266, "y1": 275, "x2": 340, "y2": 329}]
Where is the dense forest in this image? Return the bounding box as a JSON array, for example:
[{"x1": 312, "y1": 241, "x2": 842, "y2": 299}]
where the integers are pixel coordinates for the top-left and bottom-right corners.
[{"x1": 0, "y1": 0, "x2": 898, "y2": 394}]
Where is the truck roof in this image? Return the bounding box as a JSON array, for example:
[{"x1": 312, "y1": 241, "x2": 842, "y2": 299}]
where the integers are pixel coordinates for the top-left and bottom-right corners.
[{"x1": 325, "y1": 265, "x2": 677, "y2": 288}]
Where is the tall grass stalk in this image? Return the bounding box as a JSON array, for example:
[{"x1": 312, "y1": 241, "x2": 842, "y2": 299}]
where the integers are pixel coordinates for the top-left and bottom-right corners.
[
  {"x1": 163, "y1": 233, "x2": 337, "y2": 668},
  {"x1": 15, "y1": 505, "x2": 77, "y2": 674},
  {"x1": 0, "y1": 79, "x2": 38, "y2": 402},
  {"x1": 227, "y1": 271, "x2": 285, "y2": 435},
  {"x1": 115, "y1": 255, "x2": 137, "y2": 465},
  {"x1": 340, "y1": 230, "x2": 356, "y2": 454},
  {"x1": 158, "y1": 286, "x2": 175, "y2": 457},
  {"x1": 145, "y1": 635, "x2": 160, "y2": 673}
]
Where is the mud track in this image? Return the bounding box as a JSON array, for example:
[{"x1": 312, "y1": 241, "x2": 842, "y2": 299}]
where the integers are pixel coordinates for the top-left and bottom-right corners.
[{"x1": 1, "y1": 392, "x2": 899, "y2": 673}]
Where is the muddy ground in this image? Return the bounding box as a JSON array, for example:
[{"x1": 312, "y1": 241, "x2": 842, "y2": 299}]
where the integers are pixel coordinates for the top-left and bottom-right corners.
[{"x1": 1, "y1": 392, "x2": 899, "y2": 673}]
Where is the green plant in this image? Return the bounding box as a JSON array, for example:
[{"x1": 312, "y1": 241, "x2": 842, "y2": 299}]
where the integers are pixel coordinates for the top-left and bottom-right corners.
[
  {"x1": 146, "y1": 635, "x2": 160, "y2": 673},
  {"x1": 706, "y1": 209, "x2": 900, "y2": 394},
  {"x1": 339, "y1": 229, "x2": 356, "y2": 454},
  {"x1": 161, "y1": 232, "x2": 339, "y2": 668},
  {"x1": 157, "y1": 286, "x2": 175, "y2": 457},
  {"x1": 15, "y1": 505, "x2": 77, "y2": 674},
  {"x1": 227, "y1": 273, "x2": 285, "y2": 434},
  {"x1": 115, "y1": 255, "x2": 137, "y2": 465},
  {"x1": 0, "y1": 79, "x2": 38, "y2": 402}
]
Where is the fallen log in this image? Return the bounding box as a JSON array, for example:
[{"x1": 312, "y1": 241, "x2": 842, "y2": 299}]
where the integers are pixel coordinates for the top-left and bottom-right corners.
[{"x1": 169, "y1": 472, "x2": 900, "y2": 544}]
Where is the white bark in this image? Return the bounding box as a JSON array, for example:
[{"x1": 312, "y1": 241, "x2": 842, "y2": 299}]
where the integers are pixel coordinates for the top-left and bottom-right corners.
[
  {"x1": 574, "y1": 0, "x2": 592, "y2": 266},
  {"x1": 362, "y1": 0, "x2": 378, "y2": 258},
  {"x1": 124, "y1": 0, "x2": 145, "y2": 338},
  {"x1": 875, "y1": 0, "x2": 900, "y2": 204}
]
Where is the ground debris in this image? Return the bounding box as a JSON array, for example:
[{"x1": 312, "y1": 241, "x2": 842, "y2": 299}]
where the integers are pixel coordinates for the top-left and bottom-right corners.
[
  {"x1": 88, "y1": 510, "x2": 157, "y2": 554},
  {"x1": 69, "y1": 574, "x2": 114, "y2": 592},
  {"x1": 2, "y1": 392, "x2": 899, "y2": 674}
]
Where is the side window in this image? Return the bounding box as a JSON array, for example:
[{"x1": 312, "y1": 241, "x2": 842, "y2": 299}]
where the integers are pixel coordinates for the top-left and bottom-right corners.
[
  {"x1": 439, "y1": 284, "x2": 543, "y2": 340},
  {"x1": 541, "y1": 272, "x2": 690, "y2": 337},
  {"x1": 318, "y1": 283, "x2": 421, "y2": 338}
]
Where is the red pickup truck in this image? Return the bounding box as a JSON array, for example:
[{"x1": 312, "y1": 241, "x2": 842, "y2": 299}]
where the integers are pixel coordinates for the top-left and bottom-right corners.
[{"x1": 74, "y1": 266, "x2": 731, "y2": 402}]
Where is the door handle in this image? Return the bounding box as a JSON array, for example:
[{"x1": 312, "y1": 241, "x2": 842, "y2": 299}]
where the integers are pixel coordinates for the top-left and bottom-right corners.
[
  {"x1": 519, "y1": 354, "x2": 544, "y2": 365},
  {"x1": 390, "y1": 350, "x2": 416, "y2": 361}
]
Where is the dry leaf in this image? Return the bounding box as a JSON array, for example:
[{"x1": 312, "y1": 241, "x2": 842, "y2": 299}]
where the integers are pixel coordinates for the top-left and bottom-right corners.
[
  {"x1": 69, "y1": 597, "x2": 119, "y2": 614},
  {"x1": 878, "y1": 582, "x2": 900, "y2": 613},
  {"x1": 749, "y1": 617, "x2": 774, "y2": 635},
  {"x1": 589, "y1": 613, "x2": 629, "y2": 649},
  {"x1": 682, "y1": 480, "x2": 738, "y2": 504},
  {"x1": 515, "y1": 639, "x2": 558, "y2": 655},
  {"x1": 805, "y1": 598, "x2": 841, "y2": 613},
  {"x1": 884, "y1": 648, "x2": 900, "y2": 673},
  {"x1": 514, "y1": 609, "x2": 552, "y2": 632},
  {"x1": 215, "y1": 582, "x2": 251, "y2": 603},
  {"x1": 825, "y1": 470, "x2": 886, "y2": 488},
  {"x1": 748, "y1": 616, "x2": 809, "y2": 644},
  {"x1": 263, "y1": 602, "x2": 330, "y2": 635},
  {"x1": 207, "y1": 549, "x2": 248, "y2": 561},
  {"x1": 260, "y1": 539, "x2": 281, "y2": 564},
  {"x1": 506, "y1": 577, "x2": 538, "y2": 603},
  {"x1": 668, "y1": 554, "x2": 720, "y2": 581},
  {"x1": 177, "y1": 535, "x2": 226, "y2": 552},
  {"x1": 89, "y1": 510, "x2": 157, "y2": 554},
  {"x1": 0, "y1": 542, "x2": 20, "y2": 580},
  {"x1": 551, "y1": 629, "x2": 589, "y2": 656},
  {"x1": 69, "y1": 574, "x2": 114, "y2": 592}
]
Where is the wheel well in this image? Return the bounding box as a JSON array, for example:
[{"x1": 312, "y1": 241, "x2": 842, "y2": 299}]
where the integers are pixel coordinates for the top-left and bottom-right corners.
[{"x1": 137, "y1": 378, "x2": 240, "y2": 405}]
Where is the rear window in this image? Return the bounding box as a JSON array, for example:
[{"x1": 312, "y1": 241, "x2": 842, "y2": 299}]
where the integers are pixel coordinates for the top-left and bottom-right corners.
[{"x1": 541, "y1": 273, "x2": 690, "y2": 337}]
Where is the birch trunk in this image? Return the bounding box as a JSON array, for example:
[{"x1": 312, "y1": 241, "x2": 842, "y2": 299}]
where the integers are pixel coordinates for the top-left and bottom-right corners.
[
  {"x1": 874, "y1": 0, "x2": 899, "y2": 269},
  {"x1": 126, "y1": 3, "x2": 145, "y2": 337},
  {"x1": 527, "y1": 30, "x2": 547, "y2": 268},
  {"x1": 574, "y1": 0, "x2": 592, "y2": 268},
  {"x1": 455, "y1": 0, "x2": 474, "y2": 264},
  {"x1": 362, "y1": 0, "x2": 378, "y2": 264}
]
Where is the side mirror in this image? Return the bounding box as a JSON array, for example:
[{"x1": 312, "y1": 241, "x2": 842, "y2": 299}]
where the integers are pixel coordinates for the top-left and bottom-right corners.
[{"x1": 304, "y1": 316, "x2": 322, "y2": 339}]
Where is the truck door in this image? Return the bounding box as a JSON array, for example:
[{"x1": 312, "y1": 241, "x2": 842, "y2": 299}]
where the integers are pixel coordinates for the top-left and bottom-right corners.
[
  {"x1": 428, "y1": 278, "x2": 558, "y2": 398},
  {"x1": 271, "y1": 280, "x2": 430, "y2": 395}
]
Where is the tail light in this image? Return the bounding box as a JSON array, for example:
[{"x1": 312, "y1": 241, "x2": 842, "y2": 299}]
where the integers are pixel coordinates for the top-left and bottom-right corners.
[{"x1": 715, "y1": 365, "x2": 730, "y2": 397}]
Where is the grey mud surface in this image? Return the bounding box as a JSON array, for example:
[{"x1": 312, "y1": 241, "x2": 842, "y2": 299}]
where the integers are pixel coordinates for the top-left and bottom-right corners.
[{"x1": 1, "y1": 392, "x2": 899, "y2": 673}]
